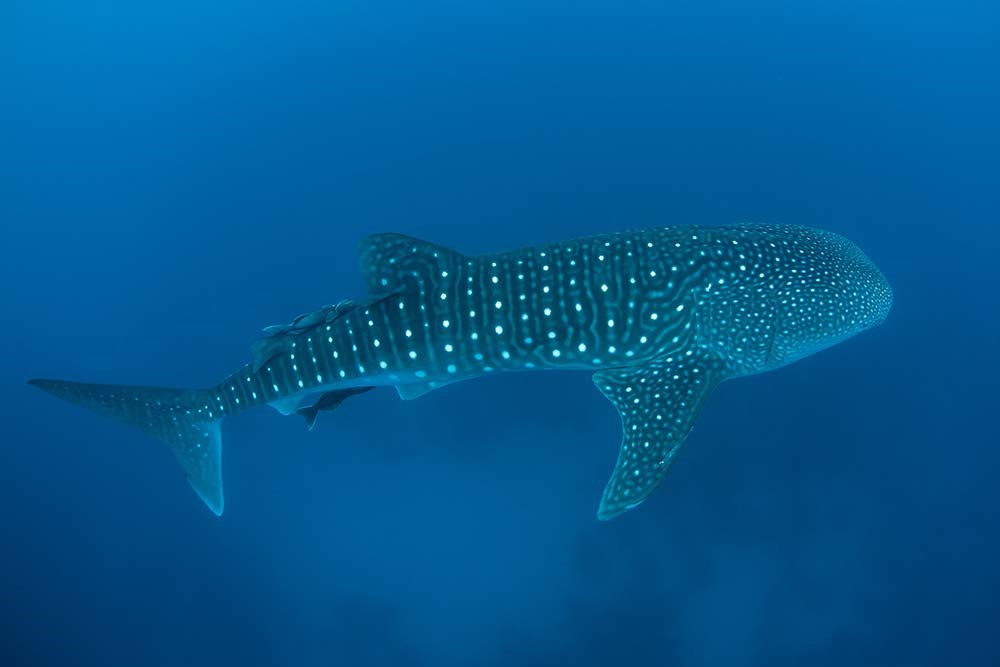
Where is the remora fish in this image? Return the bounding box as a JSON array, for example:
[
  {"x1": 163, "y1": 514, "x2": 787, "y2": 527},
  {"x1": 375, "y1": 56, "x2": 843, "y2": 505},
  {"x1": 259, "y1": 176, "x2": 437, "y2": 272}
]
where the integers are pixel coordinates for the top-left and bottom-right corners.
[{"x1": 29, "y1": 224, "x2": 892, "y2": 519}]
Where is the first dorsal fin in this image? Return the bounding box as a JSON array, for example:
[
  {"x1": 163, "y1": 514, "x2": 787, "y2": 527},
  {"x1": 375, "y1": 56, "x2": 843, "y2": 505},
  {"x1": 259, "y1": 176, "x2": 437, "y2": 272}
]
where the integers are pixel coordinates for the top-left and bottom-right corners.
[{"x1": 358, "y1": 233, "x2": 465, "y2": 294}]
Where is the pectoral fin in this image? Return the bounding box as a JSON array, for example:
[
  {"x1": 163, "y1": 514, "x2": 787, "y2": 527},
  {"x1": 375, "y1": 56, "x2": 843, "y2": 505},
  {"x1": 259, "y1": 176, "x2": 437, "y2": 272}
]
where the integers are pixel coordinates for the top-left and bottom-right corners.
[{"x1": 593, "y1": 353, "x2": 726, "y2": 520}]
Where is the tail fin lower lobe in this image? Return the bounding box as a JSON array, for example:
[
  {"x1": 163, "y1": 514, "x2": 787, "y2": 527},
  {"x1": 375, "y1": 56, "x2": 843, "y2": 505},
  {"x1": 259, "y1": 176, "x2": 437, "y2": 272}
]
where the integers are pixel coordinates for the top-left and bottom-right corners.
[{"x1": 28, "y1": 379, "x2": 225, "y2": 515}]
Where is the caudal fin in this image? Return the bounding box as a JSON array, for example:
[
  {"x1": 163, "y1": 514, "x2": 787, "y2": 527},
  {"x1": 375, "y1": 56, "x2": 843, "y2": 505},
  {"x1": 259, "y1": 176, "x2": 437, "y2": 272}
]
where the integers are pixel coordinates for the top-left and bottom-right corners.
[{"x1": 28, "y1": 378, "x2": 225, "y2": 515}]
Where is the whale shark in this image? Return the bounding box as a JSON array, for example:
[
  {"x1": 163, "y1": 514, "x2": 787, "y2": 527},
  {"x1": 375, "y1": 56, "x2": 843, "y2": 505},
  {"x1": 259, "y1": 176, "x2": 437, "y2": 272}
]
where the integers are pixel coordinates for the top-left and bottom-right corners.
[{"x1": 29, "y1": 224, "x2": 892, "y2": 519}]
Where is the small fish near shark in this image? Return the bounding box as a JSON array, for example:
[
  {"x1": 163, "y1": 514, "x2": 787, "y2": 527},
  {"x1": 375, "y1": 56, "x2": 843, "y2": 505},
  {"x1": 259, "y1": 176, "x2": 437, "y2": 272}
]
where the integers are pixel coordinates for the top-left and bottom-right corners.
[{"x1": 29, "y1": 224, "x2": 892, "y2": 519}]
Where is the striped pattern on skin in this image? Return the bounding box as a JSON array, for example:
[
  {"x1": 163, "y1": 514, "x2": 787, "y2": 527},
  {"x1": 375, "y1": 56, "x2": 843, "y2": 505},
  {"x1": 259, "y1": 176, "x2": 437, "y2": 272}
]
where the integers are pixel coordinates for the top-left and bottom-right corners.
[{"x1": 28, "y1": 224, "x2": 893, "y2": 518}]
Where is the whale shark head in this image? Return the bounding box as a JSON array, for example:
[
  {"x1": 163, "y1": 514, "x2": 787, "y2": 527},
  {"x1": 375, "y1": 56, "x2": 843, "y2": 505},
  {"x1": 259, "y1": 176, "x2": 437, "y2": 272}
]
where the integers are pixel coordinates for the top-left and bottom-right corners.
[{"x1": 765, "y1": 228, "x2": 892, "y2": 369}]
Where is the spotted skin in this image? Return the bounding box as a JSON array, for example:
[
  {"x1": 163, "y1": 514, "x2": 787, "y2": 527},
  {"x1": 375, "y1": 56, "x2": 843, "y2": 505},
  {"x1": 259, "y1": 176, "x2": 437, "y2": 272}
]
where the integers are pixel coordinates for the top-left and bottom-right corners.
[
  {"x1": 594, "y1": 354, "x2": 726, "y2": 518},
  {"x1": 29, "y1": 224, "x2": 892, "y2": 519}
]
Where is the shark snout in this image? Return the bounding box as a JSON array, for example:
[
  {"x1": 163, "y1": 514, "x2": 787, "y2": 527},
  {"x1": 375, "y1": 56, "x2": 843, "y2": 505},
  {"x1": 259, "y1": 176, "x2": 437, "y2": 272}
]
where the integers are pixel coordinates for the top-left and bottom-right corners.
[
  {"x1": 867, "y1": 262, "x2": 893, "y2": 328},
  {"x1": 875, "y1": 268, "x2": 893, "y2": 324}
]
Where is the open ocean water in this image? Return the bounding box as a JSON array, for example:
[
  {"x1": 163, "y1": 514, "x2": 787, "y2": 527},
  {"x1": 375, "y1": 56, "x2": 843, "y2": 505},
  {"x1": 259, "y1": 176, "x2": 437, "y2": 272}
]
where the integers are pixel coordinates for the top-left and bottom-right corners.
[{"x1": 1, "y1": 1, "x2": 998, "y2": 665}]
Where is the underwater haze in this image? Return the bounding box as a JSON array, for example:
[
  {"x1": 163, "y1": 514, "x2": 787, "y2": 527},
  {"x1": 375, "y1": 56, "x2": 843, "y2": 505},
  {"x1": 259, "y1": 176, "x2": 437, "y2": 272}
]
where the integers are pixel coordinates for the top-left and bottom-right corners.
[{"x1": 2, "y1": 1, "x2": 998, "y2": 665}]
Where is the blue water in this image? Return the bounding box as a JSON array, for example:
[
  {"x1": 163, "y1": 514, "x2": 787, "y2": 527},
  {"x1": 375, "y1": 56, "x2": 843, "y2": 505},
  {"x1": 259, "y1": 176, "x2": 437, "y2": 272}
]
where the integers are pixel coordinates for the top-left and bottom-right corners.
[{"x1": 2, "y1": 1, "x2": 998, "y2": 664}]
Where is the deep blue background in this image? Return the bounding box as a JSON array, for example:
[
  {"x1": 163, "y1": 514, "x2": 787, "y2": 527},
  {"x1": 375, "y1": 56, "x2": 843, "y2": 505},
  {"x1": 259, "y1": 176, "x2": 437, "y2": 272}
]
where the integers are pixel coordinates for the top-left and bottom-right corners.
[{"x1": 2, "y1": 1, "x2": 998, "y2": 665}]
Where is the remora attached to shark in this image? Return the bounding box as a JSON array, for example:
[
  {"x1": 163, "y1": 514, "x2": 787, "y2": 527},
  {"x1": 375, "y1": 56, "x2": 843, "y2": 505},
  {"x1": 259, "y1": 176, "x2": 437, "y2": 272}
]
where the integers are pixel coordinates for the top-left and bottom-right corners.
[{"x1": 29, "y1": 224, "x2": 892, "y2": 519}]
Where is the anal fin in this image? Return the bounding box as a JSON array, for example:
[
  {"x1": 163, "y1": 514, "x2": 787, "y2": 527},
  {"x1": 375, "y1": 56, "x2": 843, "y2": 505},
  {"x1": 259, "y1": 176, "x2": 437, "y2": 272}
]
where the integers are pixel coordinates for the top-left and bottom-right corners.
[
  {"x1": 269, "y1": 395, "x2": 302, "y2": 416},
  {"x1": 593, "y1": 353, "x2": 726, "y2": 520}
]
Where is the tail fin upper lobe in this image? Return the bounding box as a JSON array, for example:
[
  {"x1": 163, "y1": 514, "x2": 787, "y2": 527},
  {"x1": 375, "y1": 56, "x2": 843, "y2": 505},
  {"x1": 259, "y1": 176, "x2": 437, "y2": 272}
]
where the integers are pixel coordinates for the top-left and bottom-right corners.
[{"x1": 28, "y1": 379, "x2": 225, "y2": 515}]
